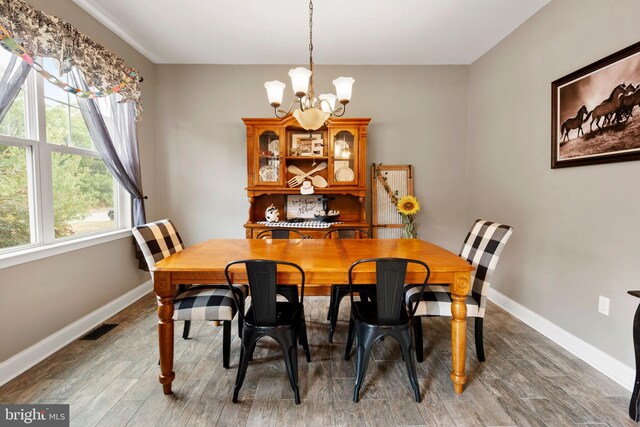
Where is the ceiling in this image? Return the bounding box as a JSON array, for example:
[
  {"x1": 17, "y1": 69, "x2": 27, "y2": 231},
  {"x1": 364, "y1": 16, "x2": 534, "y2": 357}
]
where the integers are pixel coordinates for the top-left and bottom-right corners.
[{"x1": 72, "y1": 0, "x2": 550, "y2": 65}]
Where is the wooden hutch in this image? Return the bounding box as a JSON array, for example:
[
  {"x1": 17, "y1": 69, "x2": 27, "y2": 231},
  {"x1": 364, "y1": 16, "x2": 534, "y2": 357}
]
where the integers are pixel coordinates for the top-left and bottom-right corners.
[{"x1": 243, "y1": 115, "x2": 371, "y2": 239}]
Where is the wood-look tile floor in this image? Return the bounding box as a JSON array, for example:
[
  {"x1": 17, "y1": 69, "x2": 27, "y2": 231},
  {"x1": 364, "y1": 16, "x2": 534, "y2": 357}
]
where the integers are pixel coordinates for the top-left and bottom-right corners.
[{"x1": 0, "y1": 293, "x2": 634, "y2": 426}]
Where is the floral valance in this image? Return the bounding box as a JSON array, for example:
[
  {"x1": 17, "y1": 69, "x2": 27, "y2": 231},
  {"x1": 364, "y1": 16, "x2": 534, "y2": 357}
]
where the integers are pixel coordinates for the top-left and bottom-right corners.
[{"x1": 0, "y1": 0, "x2": 143, "y2": 115}]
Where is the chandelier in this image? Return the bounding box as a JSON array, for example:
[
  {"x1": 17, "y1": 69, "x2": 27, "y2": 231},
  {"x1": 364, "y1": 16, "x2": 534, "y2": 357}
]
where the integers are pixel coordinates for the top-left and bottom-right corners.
[{"x1": 264, "y1": 0, "x2": 354, "y2": 131}]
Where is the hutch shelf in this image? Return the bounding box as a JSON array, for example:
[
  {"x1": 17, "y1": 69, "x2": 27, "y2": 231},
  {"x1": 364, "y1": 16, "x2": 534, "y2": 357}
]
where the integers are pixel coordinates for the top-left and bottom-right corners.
[{"x1": 243, "y1": 116, "x2": 371, "y2": 240}]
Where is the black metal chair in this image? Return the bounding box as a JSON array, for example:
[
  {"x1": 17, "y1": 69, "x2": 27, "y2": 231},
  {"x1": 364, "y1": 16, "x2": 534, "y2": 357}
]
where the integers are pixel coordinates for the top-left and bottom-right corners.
[
  {"x1": 323, "y1": 228, "x2": 376, "y2": 343},
  {"x1": 225, "y1": 259, "x2": 311, "y2": 405},
  {"x1": 256, "y1": 228, "x2": 311, "y2": 352},
  {"x1": 344, "y1": 258, "x2": 430, "y2": 403},
  {"x1": 256, "y1": 228, "x2": 309, "y2": 304},
  {"x1": 256, "y1": 228, "x2": 308, "y2": 239}
]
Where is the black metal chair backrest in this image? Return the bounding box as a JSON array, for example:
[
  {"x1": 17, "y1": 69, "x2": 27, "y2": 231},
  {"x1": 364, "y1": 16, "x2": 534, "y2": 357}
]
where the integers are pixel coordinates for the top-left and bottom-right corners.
[
  {"x1": 348, "y1": 258, "x2": 430, "y2": 326},
  {"x1": 257, "y1": 228, "x2": 306, "y2": 239},
  {"x1": 323, "y1": 228, "x2": 371, "y2": 239},
  {"x1": 225, "y1": 259, "x2": 305, "y2": 326}
]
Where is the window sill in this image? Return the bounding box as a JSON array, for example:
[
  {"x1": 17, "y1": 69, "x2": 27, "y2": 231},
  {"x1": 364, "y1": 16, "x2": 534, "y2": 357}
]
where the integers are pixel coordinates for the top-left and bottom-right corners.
[{"x1": 0, "y1": 228, "x2": 132, "y2": 270}]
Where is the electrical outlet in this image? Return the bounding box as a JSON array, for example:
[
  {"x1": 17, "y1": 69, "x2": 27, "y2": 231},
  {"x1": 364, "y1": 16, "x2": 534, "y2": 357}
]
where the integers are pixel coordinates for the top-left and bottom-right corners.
[{"x1": 598, "y1": 296, "x2": 610, "y2": 316}]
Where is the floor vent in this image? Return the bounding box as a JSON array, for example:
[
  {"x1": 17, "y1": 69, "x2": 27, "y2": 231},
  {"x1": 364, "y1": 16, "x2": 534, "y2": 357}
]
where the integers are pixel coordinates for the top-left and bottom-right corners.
[{"x1": 79, "y1": 323, "x2": 118, "y2": 340}]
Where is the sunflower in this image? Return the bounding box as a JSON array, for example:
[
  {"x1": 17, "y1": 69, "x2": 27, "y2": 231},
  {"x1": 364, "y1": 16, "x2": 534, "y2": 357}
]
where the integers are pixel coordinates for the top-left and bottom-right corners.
[{"x1": 397, "y1": 195, "x2": 420, "y2": 216}]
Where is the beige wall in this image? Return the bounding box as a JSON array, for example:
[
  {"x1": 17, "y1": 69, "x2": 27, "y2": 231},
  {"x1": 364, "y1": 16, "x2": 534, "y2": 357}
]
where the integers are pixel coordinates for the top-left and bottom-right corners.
[
  {"x1": 155, "y1": 65, "x2": 470, "y2": 251},
  {"x1": 467, "y1": 0, "x2": 640, "y2": 366},
  {"x1": 0, "y1": 0, "x2": 157, "y2": 362},
  {"x1": 0, "y1": 238, "x2": 148, "y2": 361}
]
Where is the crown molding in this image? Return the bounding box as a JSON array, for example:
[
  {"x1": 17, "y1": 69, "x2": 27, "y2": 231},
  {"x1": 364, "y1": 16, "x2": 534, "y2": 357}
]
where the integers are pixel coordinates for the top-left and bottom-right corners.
[{"x1": 72, "y1": 0, "x2": 160, "y2": 64}]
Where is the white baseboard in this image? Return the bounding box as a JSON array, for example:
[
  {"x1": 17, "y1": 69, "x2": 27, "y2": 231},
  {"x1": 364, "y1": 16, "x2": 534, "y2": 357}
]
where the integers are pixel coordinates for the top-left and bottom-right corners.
[
  {"x1": 489, "y1": 288, "x2": 634, "y2": 391},
  {"x1": 0, "y1": 280, "x2": 152, "y2": 387}
]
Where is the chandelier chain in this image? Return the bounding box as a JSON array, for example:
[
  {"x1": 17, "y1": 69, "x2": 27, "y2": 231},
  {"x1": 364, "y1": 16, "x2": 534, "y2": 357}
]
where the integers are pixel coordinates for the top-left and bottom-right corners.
[
  {"x1": 309, "y1": 0, "x2": 313, "y2": 70},
  {"x1": 307, "y1": 0, "x2": 315, "y2": 99}
]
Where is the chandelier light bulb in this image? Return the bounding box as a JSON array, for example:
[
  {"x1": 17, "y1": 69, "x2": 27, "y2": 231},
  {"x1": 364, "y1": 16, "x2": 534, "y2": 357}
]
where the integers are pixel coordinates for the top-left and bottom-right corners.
[
  {"x1": 333, "y1": 77, "x2": 355, "y2": 104},
  {"x1": 264, "y1": 80, "x2": 286, "y2": 107},
  {"x1": 319, "y1": 93, "x2": 337, "y2": 113},
  {"x1": 301, "y1": 95, "x2": 318, "y2": 110},
  {"x1": 288, "y1": 67, "x2": 312, "y2": 98}
]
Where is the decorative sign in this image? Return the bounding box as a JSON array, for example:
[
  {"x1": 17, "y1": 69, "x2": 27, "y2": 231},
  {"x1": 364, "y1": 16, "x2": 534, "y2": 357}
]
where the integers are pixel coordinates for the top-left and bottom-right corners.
[
  {"x1": 286, "y1": 195, "x2": 322, "y2": 219},
  {"x1": 371, "y1": 164, "x2": 413, "y2": 238}
]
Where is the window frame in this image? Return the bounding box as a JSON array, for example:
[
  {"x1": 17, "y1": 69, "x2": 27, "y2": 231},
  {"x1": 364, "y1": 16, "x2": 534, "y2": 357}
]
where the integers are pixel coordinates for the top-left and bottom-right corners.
[{"x1": 0, "y1": 57, "x2": 132, "y2": 268}]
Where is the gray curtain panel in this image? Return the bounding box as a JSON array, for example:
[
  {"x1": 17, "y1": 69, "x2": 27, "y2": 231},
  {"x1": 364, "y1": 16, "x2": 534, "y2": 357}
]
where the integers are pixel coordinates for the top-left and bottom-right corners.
[
  {"x1": 70, "y1": 68, "x2": 146, "y2": 224},
  {"x1": 70, "y1": 68, "x2": 148, "y2": 268},
  {"x1": 0, "y1": 54, "x2": 31, "y2": 122}
]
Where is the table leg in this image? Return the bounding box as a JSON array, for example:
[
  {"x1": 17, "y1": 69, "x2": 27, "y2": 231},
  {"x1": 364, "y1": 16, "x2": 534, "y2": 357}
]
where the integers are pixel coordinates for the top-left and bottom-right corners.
[
  {"x1": 450, "y1": 272, "x2": 470, "y2": 394},
  {"x1": 155, "y1": 271, "x2": 175, "y2": 394}
]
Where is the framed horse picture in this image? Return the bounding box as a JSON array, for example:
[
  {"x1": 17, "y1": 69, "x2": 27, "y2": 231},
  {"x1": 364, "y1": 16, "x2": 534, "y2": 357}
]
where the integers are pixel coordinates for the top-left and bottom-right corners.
[{"x1": 551, "y1": 41, "x2": 640, "y2": 168}]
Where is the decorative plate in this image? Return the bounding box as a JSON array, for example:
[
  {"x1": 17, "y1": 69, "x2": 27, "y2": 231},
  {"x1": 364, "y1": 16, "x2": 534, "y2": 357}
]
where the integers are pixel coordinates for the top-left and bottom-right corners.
[
  {"x1": 259, "y1": 165, "x2": 277, "y2": 182},
  {"x1": 335, "y1": 167, "x2": 354, "y2": 182},
  {"x1": 268, "y1": 140, "x2": 279, "y2": 155}
]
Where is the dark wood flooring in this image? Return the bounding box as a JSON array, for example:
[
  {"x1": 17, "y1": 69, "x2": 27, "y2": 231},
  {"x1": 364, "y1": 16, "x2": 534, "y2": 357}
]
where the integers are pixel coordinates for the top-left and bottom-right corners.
[{"x1": 0, "y1": 293, "x2": 634, "y2": 426}]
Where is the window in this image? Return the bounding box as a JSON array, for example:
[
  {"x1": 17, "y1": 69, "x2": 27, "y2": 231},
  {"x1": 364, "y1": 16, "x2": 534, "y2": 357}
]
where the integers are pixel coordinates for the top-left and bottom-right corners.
[
  {"x1": 0, "y1": 145, "x2": 30, "y2": 248},
  {"x1": 0, "y1": 52, "x2": 130, "y2": 255}
]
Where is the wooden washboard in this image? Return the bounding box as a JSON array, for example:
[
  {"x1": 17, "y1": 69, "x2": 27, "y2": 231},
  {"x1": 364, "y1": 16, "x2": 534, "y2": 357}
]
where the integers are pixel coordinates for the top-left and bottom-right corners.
[{"x1": 371, "y1": 164, "x2": 414, "y2": 238}]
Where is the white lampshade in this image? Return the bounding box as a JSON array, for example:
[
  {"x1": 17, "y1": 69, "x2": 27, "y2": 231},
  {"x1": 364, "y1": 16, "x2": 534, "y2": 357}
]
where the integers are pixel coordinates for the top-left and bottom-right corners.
[
  {"x1": 333, "y1": 77, "x2": 355, "y2": 104},
  {"x1": 288, "y1": 67, "x2": 312, "y2": 97},
  {"x1": 319, "y1": 93, "x2": 337, "y2": 113},
  {"x1": 264, "y1": 80, "x2": 286, "y2": 107},
  {"x1": 300, "y1": 95, "x2": 317, "y2": 109},
  {"x1": 293, "y1": 107, "x2": 330, "y2": 131}
]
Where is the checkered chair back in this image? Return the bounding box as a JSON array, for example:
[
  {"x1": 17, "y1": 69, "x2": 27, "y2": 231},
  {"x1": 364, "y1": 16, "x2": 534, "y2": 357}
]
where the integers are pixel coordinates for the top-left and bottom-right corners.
[
  {"x1": 461, "y1": 219, "x2": 513, "y2": 317},
  {"x1": 131, "y1": 219, "x2": 184, "y2": 275},
  {"x1": 132, "y1": 219, "x2": 248, "y2": 324}
]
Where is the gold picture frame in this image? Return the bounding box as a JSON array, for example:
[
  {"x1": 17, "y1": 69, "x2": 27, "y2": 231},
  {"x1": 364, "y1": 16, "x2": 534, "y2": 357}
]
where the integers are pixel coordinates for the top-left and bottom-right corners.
[{"x1": 291, "y1": 133, "x2": 323, "y2": 157}]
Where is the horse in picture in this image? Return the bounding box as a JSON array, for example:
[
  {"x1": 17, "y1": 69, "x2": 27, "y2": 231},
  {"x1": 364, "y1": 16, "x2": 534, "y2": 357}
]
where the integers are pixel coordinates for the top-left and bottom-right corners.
[
  {"x1": 561, "y1": 105, "x2": 590, "y2": 141},
  {"x1": 589, "y1": 84, "x2": 627, "y2": 132},
  {"x1": 616, "y1": 84, "x2": 640, "y2": 122}
]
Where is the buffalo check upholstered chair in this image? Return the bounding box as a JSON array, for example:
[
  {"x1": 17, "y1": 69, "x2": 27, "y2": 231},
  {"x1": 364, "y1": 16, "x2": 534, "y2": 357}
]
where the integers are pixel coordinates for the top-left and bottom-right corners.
[
  {"x1": 132, "y1": 219, "x2": 248, "y2": 369},
  {"x1": 404, "y1": 219, "x2": 513, "y2": 362}
]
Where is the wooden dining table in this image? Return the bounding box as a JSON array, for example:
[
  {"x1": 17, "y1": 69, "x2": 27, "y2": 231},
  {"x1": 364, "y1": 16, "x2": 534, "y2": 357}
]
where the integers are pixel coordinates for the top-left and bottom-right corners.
[{"x1": 153, "y1": 238, "x2": 474, "y2": 395}]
